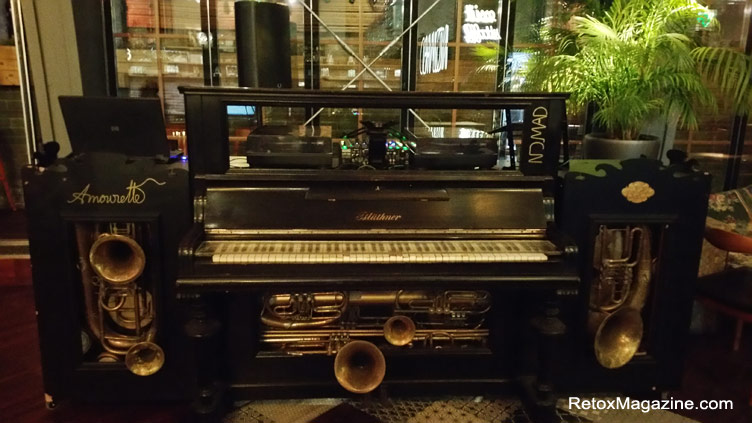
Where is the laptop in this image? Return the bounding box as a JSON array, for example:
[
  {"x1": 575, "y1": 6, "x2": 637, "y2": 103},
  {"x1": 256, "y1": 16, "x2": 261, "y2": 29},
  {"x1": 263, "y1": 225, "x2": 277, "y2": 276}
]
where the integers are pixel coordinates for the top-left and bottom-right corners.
[{"x1": 59, "y1": 96, "x2": 171, "y2": 157}]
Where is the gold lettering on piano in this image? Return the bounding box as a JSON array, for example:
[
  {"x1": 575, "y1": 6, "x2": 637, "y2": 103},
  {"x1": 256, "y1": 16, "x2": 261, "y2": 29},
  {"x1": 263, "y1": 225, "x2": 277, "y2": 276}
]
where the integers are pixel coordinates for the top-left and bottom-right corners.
[
  {"x1": 67, "y1": 178, "x2": 166, "y2": 205},
  {"x1": 528, "y1": 106, "x2": 548, "y2": 164},
  {"x1": 356, "y1": 212, "x2": 403, "y2": 222}
]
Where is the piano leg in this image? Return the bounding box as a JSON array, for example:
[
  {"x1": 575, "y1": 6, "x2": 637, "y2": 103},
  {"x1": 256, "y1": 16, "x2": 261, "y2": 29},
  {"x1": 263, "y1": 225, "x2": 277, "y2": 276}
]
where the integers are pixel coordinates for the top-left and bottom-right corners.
[
  {"x1": 525, "y1": 300, "x2": 566, "y2": 423},
  {"x1": 184, "y1": 295, "x2": 224, "y2": 423}
]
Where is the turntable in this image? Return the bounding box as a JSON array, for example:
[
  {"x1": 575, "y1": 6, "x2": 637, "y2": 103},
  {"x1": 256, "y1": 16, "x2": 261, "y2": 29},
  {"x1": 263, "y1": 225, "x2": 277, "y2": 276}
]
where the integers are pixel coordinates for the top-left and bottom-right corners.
[
  {"x1": 409, "y1": 127, "x2": 499, "y2": 169},
  {"x1": 246, "y1": 125, "x2": 334, "y2": 168}
]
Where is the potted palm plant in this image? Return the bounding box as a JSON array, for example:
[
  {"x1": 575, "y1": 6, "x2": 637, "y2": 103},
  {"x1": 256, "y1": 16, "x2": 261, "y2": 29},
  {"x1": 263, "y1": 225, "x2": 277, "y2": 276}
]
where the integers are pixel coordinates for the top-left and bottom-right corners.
[{"x1": 524, "y1": 0, "x2": 752, "y2": 159}]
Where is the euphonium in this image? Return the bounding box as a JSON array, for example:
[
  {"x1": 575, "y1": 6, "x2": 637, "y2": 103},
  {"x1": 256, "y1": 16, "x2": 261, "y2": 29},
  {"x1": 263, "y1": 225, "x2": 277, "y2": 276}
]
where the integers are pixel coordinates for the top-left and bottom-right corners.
[
  {"x1": 75, "y1": 223, "x2": 164, "y2": 376},
  {"x1": 589, "y1": 225, "x2": 653, "y2": 369}
]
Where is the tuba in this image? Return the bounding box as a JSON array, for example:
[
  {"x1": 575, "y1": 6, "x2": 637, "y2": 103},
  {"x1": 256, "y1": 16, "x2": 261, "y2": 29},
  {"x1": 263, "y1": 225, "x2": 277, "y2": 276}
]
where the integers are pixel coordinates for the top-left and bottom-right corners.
[
  {"x1": 75, "y1": 223, "x2": 164, "y2": 376},
  {"x1": 588, "y1": 225, "x2": 653, "y2": 369},
  {"x1": 260, "y1": 290, "x2": 490, "y2": 393}
]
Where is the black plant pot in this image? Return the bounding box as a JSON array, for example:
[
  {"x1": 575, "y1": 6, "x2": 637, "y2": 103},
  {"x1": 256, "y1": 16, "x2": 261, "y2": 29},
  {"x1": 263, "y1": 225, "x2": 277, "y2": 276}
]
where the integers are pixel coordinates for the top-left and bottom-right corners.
[{"x1": 582, "y1": 133, "x2": 661, "y2": 160}]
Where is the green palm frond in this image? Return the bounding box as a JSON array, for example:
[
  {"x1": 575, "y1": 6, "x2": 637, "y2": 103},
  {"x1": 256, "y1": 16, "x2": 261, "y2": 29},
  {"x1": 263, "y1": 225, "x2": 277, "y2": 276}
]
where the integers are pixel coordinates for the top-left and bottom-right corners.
[
  {"x1": 692, "y1": 46, "x2": 752, "y2": 115},
  {"x1": 573, "y1": 16, "x2": 619, "y2": 40},
  {"x1": 523, "y1": 0, "x2": 750, "y2": 140}
]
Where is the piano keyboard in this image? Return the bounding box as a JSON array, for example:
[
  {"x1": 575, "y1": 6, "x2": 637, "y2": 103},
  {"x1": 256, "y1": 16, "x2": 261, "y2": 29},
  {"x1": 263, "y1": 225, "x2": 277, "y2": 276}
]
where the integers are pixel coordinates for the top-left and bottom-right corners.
[{"x1": 197, "y1": 240, "x2": 559, "y2": 264}]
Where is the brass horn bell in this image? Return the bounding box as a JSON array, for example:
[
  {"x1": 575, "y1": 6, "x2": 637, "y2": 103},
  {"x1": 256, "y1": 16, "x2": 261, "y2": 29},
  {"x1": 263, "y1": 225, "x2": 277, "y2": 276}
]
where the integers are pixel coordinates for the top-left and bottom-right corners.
[
  {"x1": 125, "y1": 341, "x2": 165, "y2": 376},
  {"x1": 383, "y1": 315, "x2": 416, "y2": 346},
  {"x1": 590, "y1": 307, "x2": 643, "y2": 369},
  {"x1": 89, "y1": 233, "x2": 146, "y2": 284},
  {"x1": 334, "y1": 340, "x2": 386, "y2": 394}
]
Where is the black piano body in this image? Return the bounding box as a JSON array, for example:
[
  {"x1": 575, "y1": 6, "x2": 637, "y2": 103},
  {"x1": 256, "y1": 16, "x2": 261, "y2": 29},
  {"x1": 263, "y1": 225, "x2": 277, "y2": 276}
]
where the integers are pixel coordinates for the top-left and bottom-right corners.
[{"x1": 180, "y1": 170, "x2": 575, "y2": 287}]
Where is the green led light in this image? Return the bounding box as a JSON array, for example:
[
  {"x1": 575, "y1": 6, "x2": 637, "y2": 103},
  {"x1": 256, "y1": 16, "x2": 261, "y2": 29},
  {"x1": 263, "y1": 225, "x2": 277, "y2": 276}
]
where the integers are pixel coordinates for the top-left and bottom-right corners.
[
  {"x1": 342, "y1": 146, "x2": 348, "y2": 150},
  {"x1": 343, "y1": 135, "x2": 348, "y2": 139},
  {"x1": 401, "y1": 136, "x2": 407, "y2": 140},
  {"x1": 403, "y1": 146, "x2": 408, "y2": 151}
]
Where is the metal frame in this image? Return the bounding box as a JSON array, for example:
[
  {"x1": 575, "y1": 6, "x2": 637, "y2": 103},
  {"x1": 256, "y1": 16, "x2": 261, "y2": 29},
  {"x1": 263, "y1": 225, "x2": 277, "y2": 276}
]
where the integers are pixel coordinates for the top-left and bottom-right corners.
[
  {"x1": 400, "y1": 0, "x2": 419, "y2": 127},
  {"x1": 723, "y1": 5, "x2": 752, "y2": 190},
  {"x1": 200, "y1": 0, "x2": 220, "y2": 86},
  {"x1": 10, "y1": 0, "x2": 36, "y2": 163},
  {"x1": 303, "y1": 0, "x2": 320, "y2": 91}
]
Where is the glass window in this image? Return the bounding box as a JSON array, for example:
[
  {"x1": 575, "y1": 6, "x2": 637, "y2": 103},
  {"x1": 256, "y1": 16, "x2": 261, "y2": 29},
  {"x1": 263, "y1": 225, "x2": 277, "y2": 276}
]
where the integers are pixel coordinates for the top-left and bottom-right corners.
[
  {"x1": 111, "y1": 0, "x2": 204, "y2": 129},
  {"x1": 676, "y1": 0, "x2": 743, "y2": 192},
  {"x1": 108, "y1": 0, "x2": 752, "y2": 186}
]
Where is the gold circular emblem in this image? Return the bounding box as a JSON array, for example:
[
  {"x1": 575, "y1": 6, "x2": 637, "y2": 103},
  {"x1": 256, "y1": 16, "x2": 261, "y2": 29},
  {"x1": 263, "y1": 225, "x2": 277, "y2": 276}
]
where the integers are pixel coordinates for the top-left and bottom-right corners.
[{"x1": 621, "y1": 181, "x2": 655, "y2": 204}]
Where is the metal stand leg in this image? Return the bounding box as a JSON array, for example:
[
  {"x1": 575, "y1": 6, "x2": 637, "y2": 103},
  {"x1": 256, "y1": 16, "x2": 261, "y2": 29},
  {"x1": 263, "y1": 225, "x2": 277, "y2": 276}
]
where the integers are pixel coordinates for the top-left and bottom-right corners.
[
  {"x1": 526, "y1": 301, "x2": 566, "y2": 423},
  {"x1": 184, "y1": 295, "x2": 223, "y2": 423}
]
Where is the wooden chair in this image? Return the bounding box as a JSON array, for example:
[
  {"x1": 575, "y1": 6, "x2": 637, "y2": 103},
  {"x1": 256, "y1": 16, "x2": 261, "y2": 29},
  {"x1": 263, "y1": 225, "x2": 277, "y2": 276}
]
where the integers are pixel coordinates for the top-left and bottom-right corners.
[{"x1": 696, "y1": 227, "x2": 752, "y2": 405}]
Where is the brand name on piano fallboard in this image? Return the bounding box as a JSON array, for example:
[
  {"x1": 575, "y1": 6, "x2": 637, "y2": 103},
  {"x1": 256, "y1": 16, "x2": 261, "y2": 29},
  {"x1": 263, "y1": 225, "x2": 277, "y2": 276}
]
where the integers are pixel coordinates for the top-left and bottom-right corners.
[
  {"x1": 67, "y1": 178, "x2": 166, "y2": 205},
  {"x1": 528, "y1": 106, "x2": 548, "y2": 164},
  {"x1": 356, "y1": 212, "x2": 403, "y2": 222}
]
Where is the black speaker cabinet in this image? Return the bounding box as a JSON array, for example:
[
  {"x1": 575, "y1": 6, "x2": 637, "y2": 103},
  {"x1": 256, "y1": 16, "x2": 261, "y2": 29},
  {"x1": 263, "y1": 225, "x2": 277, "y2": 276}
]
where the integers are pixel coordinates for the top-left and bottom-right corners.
[
  {"x1": 22, "y1": 153, "x2": 191, "y2": 407},
  {"x1": 235, "y1": 1, "x2": 292, "y2": 88},
  {"x1": 559, "y1": 159, "x2": 710, "y2": 394}
]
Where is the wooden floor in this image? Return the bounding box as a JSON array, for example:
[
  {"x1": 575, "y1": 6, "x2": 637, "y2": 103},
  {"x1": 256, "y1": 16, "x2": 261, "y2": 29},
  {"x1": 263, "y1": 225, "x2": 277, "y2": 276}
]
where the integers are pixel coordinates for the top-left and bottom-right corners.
[
  {"x1": 0, "y1": 209, "x2": 27, "y2": 239},
  {"x1": 0, "y1": 286, "x2": 188, "y2": 423}
]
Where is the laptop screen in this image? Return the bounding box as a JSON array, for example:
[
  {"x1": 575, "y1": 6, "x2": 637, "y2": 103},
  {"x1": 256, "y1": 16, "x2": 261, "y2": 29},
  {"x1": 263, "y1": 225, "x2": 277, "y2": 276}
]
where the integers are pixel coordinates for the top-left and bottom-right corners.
[{"x1": 59, "y1": 96, "x2": 170, "y2": 157}]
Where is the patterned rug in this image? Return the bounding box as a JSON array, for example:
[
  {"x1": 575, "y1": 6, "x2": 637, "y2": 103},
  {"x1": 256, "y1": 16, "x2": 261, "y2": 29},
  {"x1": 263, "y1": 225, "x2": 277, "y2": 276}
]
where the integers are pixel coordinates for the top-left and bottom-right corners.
[{"x1": 225, "y1": 396, "x2": 699, "y2": 423}]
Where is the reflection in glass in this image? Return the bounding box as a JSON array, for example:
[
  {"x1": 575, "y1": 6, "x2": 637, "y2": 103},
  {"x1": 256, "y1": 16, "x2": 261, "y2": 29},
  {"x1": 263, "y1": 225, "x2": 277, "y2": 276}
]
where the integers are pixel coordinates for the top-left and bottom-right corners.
[{"x1": 225, "y1": 106, "x2": 505, "y2": 171}]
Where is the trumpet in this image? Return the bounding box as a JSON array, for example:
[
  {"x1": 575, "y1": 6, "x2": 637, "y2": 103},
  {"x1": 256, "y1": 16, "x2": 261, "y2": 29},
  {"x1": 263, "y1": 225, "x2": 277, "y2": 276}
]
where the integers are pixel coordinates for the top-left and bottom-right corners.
[
  {"x1": 589, "y1": 225, "x2": 653, "y2": 369},
  {"x1": 75, "y1": 223, "x2": 164, "y2": 376},
  {"x1": 259, "y1": 290, "x2": 491, "y2": 393}
]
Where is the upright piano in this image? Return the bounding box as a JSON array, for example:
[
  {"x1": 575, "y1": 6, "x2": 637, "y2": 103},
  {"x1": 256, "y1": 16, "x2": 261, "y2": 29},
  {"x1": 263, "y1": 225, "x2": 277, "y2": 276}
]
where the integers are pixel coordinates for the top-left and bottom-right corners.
[{"x1": 177, "y1": 88, "x2": 578, "y2": 421}]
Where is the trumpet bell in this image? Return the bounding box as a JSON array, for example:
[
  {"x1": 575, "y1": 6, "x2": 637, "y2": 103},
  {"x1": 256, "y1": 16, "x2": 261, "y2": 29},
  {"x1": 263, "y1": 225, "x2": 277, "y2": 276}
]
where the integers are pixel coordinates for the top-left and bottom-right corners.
[
  {"x1": 593, "y1": 307, "x2": 643, "y2": 369},
  {"x1": 89, "y1": 234, "x2": 146, "y2": 284},
  {"x1": 125, "y1": 341, "x2": 165, "y2": 376},
  {"x1": 384, "y1": 315, "x2": 416, "y2": 346},
  {"x1": 334, "y1": 340, "x2": 386, "y2": 394}
]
